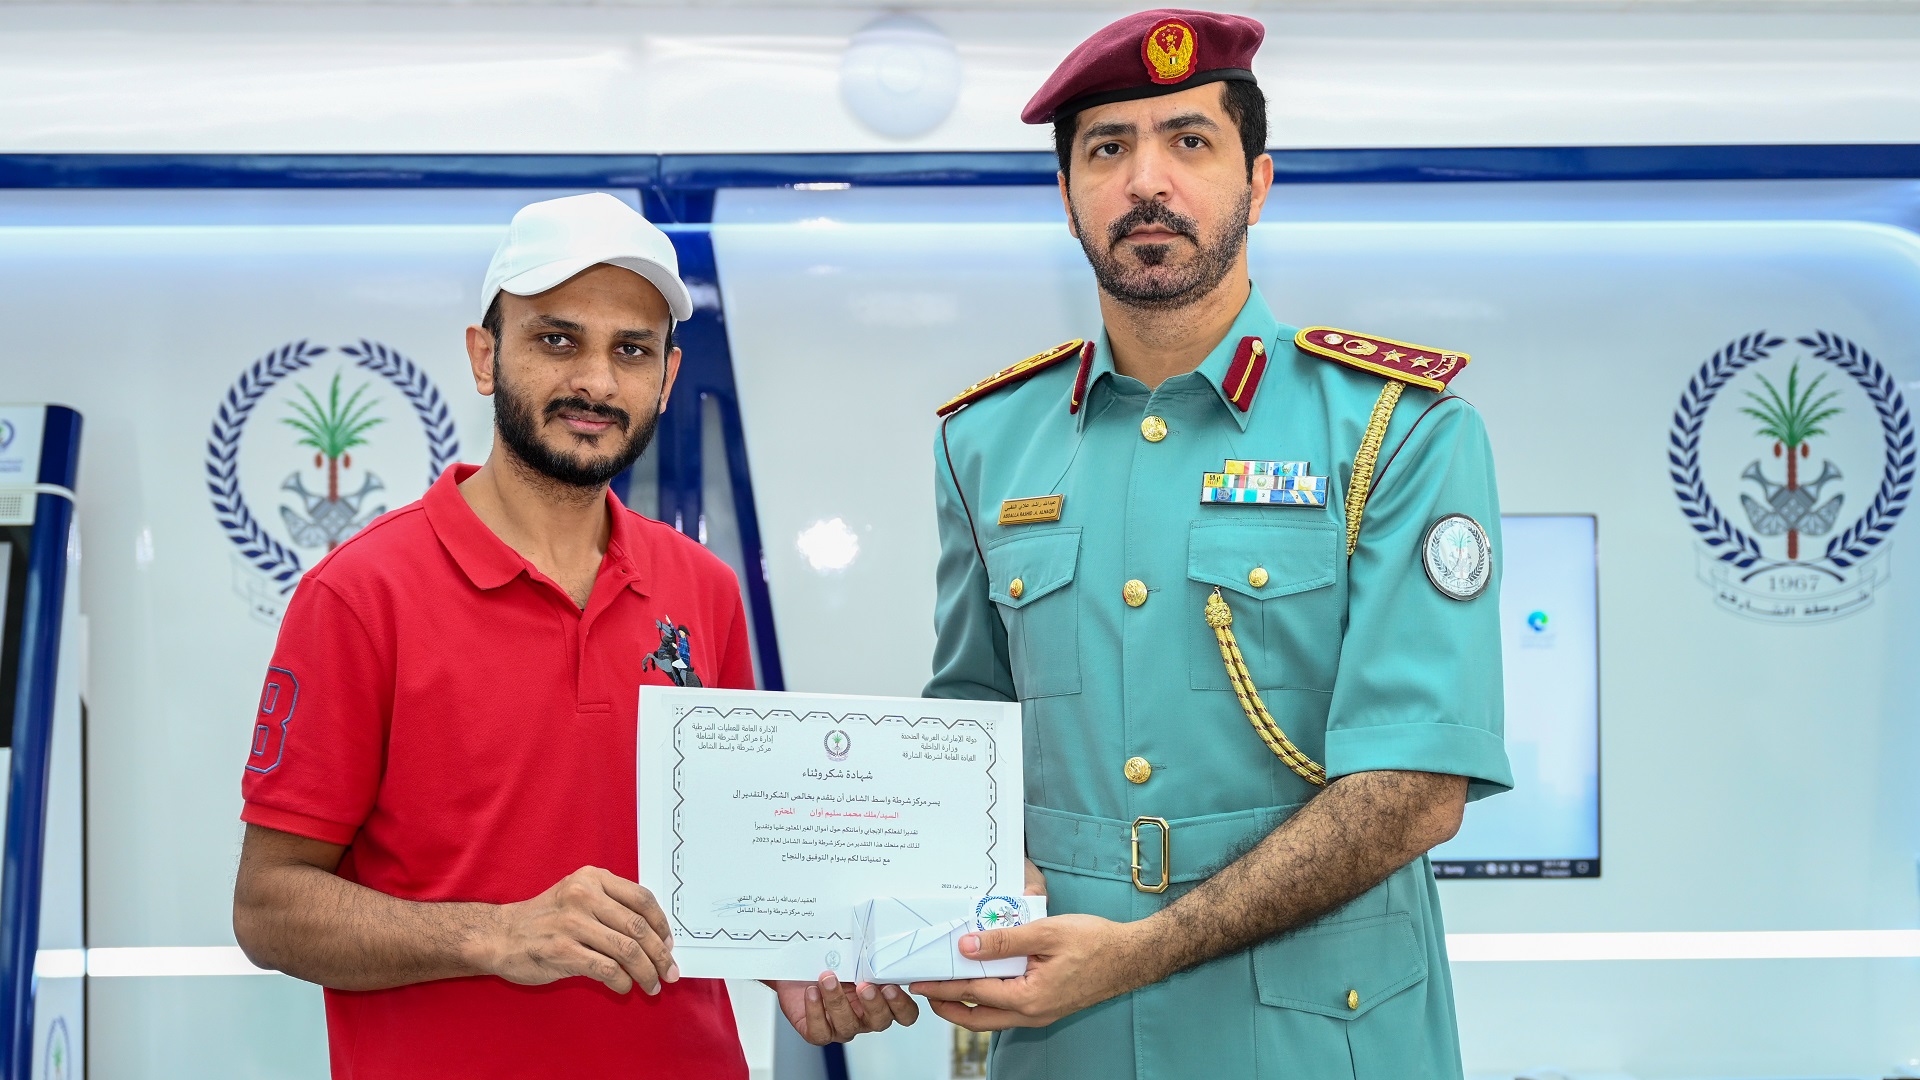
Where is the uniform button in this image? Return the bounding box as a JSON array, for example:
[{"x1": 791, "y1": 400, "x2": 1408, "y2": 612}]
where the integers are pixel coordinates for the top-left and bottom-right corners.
[
  {"x1": 1249, "y1": 567, "x2": 1269, "y2": 589},
  {"x1": 1008, "y1": 577, "x2": 1025, "y2": 600},
  {"x1": 1124, "y1": 756, "x2": 1152, "y2": 784},
  {"x1": 1140, "y1": 416, "x2": 1168, "y2": 442},
  {"x1": 1123, "y1": 579, "x2": 1148, "y2": 607},
  {"x1": 1346, "y1": 990, "x2": 1360, "y2": 1011}
]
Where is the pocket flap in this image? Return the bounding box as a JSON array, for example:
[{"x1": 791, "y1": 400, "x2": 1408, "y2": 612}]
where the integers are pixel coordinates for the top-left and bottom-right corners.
[
  {"x1": 1252, "y1": 912, "x2": 1427, "y2": 1020},
  {"x1": 1188, "y1": 520, "x2": 1338, "y2": 601},
  {"x1": 985, "y1": 528, "x2": 1081, "y2": 609}
]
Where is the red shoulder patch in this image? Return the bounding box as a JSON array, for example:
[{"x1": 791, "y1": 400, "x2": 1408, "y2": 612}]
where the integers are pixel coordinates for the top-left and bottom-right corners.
[
  {"x1": 1294, "y1": 327, "x2": 1469, "y2": 392},
  {"x1": 937, "y1": 340, "x2": 1086, "y2": 417}
]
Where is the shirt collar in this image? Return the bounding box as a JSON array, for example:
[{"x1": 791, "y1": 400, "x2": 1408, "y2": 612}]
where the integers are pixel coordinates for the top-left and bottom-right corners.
[
  {"x1": 1075, "y1": 284, "x2": 1283, "y2": 434},
  {"x1": 425, "y1": 462, "x2": 651, "y2": 596},
  {"x1": 1074, "y1": 330, "x2": 1120, "y2": 432},
  {"x1": 1194, "y1": 284, "x2": 1283, "y2": 431}
]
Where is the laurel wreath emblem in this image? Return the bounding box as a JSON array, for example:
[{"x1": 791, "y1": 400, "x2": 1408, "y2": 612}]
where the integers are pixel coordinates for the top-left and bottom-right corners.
[
  {"x1": 338, "y1": 340, "x2": 462, "y2": 490},
  {"x1": 1668, "y1": 330, "x2": 1911, "y2": 571},
  {"x1": 206, "y1": 340, "x2": 461, "y2": 592}
]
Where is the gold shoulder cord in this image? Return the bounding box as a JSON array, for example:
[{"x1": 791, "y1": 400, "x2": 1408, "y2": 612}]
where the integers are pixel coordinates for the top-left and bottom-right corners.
[
  {"x1": 1345, "y1": 380, "x2": 1405, "y2": 556},
  {"x1": 1205, "y1": 589, "x2": 1327, "y2": 786},
  {"x1": 1203, "y1": 378, "x2": 1407, "y2": 785}
]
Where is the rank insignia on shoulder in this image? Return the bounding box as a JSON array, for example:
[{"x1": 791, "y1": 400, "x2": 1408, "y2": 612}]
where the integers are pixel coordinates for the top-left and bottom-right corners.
[
  {"x1": 937, "y1": 339, "x2": 1086, "y2": 417},
  {"x1": 1294, "y1": 327, "x2": 1469, "y2": 392}
]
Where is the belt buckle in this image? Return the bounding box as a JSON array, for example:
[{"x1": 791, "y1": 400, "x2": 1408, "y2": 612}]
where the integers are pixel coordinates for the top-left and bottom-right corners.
[{"x1": 1130, "y1": 816, "x2": 1170, "y2": 894}]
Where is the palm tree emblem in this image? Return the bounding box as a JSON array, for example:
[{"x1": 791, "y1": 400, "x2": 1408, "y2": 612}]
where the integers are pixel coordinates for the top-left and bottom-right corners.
[
  {"x1": 1440, "y1": 523, "x2": 1479, "y2": 578},
  {"x1": 278, "y1": 371, "x2": 388, "y2": 551},
  {"x1": 1738, "y1": 361, "x2": 1845, "y2": 560}
]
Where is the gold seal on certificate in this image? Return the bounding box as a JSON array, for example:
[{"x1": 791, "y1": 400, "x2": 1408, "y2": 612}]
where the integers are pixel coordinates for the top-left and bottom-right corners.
[{"x1": 636, "y1": 686, "x2": 1026, "y2": 981}]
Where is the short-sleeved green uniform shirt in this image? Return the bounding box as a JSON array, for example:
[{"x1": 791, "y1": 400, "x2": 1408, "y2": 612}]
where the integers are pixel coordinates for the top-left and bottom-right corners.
[{"x1": 926, "y1": 286, "x2": 1512, "y2": 1080}]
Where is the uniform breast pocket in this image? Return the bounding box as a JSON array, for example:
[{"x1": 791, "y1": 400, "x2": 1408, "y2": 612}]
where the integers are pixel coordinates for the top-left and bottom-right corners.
[
  {"x1": 1187, "y1": 519, "x2": 1343, "y2": 692},
  {"x1": 984, "y1": 528, "x2": 1082, "y2": 699}
]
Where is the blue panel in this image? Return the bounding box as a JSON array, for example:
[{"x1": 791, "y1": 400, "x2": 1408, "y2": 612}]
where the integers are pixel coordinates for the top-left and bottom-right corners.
[
  {"x1": 2, "y1": 146, "x2": 1920, "y2": 199},
  {"x1": 658, "y1": 231, "x2": 787, "y2": 693},
  {"x1": 660, "y1": 151, "x2": 1058, "y2": 190},
  {"x1": 0, "y1": 406, "x2": 80, "y2": 1080},
  {"x1": 0, "y1": 154, "x2": 662, "y2": 190},
  {"x1": 1262, "y1": 144, "x2": 1920, "y2": 184}
]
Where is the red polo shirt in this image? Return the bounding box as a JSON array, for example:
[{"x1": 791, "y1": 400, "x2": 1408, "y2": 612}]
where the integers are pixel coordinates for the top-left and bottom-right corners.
[{"x1": 241, "y1": 464, "x2": 752, "y2": 1079}]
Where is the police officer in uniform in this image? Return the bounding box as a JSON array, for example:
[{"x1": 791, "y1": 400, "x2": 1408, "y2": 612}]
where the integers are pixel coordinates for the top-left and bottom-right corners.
[{"x1": 910, "y1": 10, "x2": 1512, "y2": 1079}]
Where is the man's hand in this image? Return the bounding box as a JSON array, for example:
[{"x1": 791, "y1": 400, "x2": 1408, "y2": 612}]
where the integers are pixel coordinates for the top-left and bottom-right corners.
[
  {"x1": 475, "y1": 866, "x2": 678, "y2": 995},
  {"x1": 910, "y1": 914, "x2": 1141, "y2": 1031},
  {"x1": 768, "y1": 972, "x2": 920, "y2": 1044},
  {"x1": 909, "y1": 772, "x2": 1466, "y2": 1035},
  {"x1": 1024, "y1": 857, "x2": 1047, "y2": 897}
]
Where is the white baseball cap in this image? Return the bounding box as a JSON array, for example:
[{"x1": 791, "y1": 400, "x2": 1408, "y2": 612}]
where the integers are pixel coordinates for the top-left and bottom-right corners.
[{"x1": 480, "y1": 193, "x2": 693, "y2": 323}]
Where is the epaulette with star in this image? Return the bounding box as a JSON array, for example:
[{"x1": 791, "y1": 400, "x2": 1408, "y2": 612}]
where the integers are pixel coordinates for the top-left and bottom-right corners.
[
  {"x1": 936, "y1": 340, "x2": 1087, "y2": 417},
  {"x1": 1293, "y1": 327, "x2": 1469, "y2": 392}
]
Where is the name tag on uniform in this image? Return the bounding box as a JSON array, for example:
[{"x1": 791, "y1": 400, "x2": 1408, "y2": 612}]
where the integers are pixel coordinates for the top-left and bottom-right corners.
[
  {"x1": 999, "y1": 495, "x2": 1065, "y2": 525},
  {"x1": 1201, "y1": 460, "x2": 1327, "y2": 507}
]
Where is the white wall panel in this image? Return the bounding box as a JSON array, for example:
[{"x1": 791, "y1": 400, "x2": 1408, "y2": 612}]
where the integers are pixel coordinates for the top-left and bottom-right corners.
[{"x1": 0, "y1": 5, "x2": 1919, "y2": 152}]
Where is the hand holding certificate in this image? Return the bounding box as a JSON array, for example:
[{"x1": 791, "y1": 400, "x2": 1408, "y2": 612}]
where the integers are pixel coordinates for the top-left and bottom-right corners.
[{"x1": 636, "y1": 686, "x2": 1028, "y2": 982}]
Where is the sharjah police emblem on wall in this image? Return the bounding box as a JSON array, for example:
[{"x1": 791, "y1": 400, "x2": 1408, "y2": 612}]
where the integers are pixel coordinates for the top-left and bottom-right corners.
[
  {"x1": 207, "y1": 340, "x2": 459, "y2": 622},
  {"x1": 1670, "y1": 330, "x2": 1912, "y2": 622}
]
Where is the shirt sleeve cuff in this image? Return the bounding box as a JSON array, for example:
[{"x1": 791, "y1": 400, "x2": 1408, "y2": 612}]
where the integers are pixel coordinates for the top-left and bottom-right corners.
[
  {"x1": 1325, "y1": 722, "x2": 1514, "y2": 803},
  {"x1": 241, "y1": 802, "x2": 360, "y2": 846}
]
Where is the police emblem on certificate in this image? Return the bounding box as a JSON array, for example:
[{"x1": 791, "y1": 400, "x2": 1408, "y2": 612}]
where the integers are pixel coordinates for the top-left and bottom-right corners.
[{"x1": 636, "y1": 687, "x2": 1026, "y2": 980}]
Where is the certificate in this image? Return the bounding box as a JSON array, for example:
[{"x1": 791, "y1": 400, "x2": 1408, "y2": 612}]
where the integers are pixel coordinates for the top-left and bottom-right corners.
[{"x1": 636, "y1": 686, "x2": 1025, "y2": 981}]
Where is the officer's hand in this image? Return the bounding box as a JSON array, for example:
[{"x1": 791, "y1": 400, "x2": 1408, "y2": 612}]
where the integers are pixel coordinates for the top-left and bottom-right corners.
[
  {"x1": 1024, "y1": 858, "x2": 1048, "y2": 897},
  {"x1": 910, "y1": 914, "x2": 1141, "y2": 1031},
  {"x1": 767, "y1": 973, "x2": 920, "y2": 1044},
  {"x1": 478, "y1": 866, "x2": 677, "y2": 995}
]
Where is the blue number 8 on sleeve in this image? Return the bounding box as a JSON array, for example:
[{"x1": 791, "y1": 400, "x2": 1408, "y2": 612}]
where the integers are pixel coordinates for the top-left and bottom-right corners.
[{"x1": 247, "y1": 667, "x2": 300, "y2": 774}]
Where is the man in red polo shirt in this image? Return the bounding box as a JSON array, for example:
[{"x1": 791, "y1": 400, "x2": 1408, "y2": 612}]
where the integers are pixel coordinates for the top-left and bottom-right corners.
[{"x1": 232, "y1": 193, "x2": 917, "y2": 1077}]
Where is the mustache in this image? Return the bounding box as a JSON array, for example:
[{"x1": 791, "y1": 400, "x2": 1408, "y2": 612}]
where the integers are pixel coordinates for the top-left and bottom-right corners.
[
  {"x1": 1107, "y1": 201, "x2": 1199, "y2": 247},
  {"x1": 544, "y1": 397, "x2": 631, "y2": 432}
]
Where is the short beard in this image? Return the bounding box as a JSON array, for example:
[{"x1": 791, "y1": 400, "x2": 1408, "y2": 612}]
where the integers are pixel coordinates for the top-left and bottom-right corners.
[
  {"x1": 1071, "y1": 188, "x2": 1252, "y2": 311},
  {"x1": 492, "y1": 357, "x2": 657, "y2": 491}
]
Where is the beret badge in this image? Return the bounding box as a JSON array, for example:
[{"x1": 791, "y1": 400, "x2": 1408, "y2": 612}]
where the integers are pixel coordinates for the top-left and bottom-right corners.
[{"x1": 1141, "y1": 18, "x2": 1196, "y2": 84}]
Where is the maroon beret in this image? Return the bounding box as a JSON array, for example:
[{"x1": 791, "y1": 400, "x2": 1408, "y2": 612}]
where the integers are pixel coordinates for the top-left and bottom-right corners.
[{"x1": 1022, "y1": 9, "x2": 1265, "y2": 125}]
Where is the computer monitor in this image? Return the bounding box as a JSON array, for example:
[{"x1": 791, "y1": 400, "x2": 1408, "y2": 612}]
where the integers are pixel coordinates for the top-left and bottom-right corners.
[{"x1": 1431, "y1": 514, "x2": 1601, "y2": 879}]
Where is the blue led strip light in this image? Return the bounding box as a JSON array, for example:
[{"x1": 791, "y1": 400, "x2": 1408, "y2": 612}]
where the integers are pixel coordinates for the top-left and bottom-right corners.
[{"x1": 3, "y1": 146, "x2": 1920, "y2": 201}]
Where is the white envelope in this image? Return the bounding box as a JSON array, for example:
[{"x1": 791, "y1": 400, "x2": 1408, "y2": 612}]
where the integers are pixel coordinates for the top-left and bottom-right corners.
[{"x1": 853, "y1": 895, "x2": 1048, "y2": 984}]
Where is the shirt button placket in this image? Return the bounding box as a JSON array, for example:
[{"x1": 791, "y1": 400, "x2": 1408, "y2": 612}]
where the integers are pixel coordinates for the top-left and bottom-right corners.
[{"x1": 1123, "y1": 391, "x2": 1180, "y2": 837}]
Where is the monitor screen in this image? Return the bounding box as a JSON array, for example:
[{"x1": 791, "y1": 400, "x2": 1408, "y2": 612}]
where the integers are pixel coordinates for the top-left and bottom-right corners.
[{"x1": 1432, "y1": 514, "x2": 1600, "y2": 879}]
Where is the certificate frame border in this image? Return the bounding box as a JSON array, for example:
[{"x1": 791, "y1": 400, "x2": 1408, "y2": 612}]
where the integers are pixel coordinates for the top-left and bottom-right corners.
[{"x1": 666, "y1": 703, "x2": 1004, "y2": 944}]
